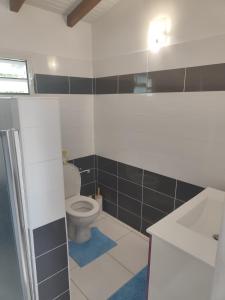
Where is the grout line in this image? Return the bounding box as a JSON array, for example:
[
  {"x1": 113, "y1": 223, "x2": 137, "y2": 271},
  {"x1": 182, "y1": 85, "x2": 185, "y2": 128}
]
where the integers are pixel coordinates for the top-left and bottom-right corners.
[
  {"x1": 70, "y1": 280, "x2": 89, "y2": 300},
  {"x1": 140, "y1": 169, "x2": 144, "y2": 232},
  {"x1": 174, "y1": 180, "x2": 178, "y2": 210},
  {"x1": 107, "y1": 253, "x2": 135, "y2": 275},
  {"x1": 68, "y1": 76, "x2": 71, "y2": 94},
  {"x1": 101, "y1": 182, "x2": 169, "y2": 215},
  {"x1": 81, "y1": 180, "x2": 96, "y2": 187},
  {"x1": 99, "y1": 169, "x2": 175, "y2": 199},
  {"x1": 38, "y1": 267, "x2": 68, "y2": 286},
  {"x1": 183, "y1": 68, "x2": 187, "y2": 92},
  {"x1": 102, "y1": 184, "x2": 169, "y2": 218},
  {"x1": 53, "y1": 289, "x2": 69, "y2": 300},
  {"x1": 116, "y1": 161, "x2": 119, "y2": 218},
  {"x1": 115, "y1": 231, "x2": 132, "y2": 242},
  {"x1": 35, "y1": 242, "x2": 67, "y2": 259}
]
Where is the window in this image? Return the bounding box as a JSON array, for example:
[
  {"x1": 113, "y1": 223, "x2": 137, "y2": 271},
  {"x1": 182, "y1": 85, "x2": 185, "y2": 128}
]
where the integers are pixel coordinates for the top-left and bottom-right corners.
[{"x1": 0, "y1": 58, "x2": 29, "y2": 94}]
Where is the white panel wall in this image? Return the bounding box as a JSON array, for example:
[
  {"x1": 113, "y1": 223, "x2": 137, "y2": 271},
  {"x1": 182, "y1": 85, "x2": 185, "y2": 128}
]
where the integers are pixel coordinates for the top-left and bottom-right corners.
[
  {"x1": 17, "y1": 97, "x2": 65, "y2": 229},
  {"x1": 59, "y1": 95, "x2": 95, "y2": 160}
]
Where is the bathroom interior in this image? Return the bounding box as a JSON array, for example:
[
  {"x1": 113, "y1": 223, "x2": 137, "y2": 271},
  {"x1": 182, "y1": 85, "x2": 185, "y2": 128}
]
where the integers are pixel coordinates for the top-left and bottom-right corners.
[{"x1": 1, "y1": 0, "x2": 225, "y2": 299}]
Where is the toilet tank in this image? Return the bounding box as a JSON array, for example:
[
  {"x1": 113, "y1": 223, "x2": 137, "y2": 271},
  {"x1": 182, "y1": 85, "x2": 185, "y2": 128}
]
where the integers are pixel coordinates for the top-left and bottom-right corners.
[{"x1": 63, "y1": 163, "x2": 81, "y2": 199}]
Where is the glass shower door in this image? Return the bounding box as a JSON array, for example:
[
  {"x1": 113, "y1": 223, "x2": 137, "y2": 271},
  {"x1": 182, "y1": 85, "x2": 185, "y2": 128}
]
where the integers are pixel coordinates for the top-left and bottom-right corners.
[{"x1": 0, "y1": 130, "x2": 33, "y2": 300}]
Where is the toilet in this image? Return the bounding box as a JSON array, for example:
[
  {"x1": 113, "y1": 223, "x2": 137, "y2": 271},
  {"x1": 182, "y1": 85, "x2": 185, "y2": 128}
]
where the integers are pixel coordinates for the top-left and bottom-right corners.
[{"x1": 63, "y1": 163, "x2": 100, "y2": 243}]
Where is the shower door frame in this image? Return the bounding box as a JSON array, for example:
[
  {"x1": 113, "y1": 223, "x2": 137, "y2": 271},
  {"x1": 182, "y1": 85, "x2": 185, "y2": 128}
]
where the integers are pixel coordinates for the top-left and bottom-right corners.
[{"x1": 1, "y1": 129, "x2": 35, "y2": 300}]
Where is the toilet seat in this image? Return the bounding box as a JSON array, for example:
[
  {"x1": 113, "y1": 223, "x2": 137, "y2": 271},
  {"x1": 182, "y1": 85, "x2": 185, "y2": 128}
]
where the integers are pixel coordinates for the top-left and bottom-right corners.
[{"x1": 66, "y1": 195, "x2": 99, "y2": 218}]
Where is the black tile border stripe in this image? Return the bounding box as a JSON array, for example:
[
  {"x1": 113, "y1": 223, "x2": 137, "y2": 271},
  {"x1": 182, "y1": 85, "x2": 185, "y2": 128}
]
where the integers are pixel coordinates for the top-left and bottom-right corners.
[{"x1": 34, "y1": 63, "x2": 225, "y2": 94}]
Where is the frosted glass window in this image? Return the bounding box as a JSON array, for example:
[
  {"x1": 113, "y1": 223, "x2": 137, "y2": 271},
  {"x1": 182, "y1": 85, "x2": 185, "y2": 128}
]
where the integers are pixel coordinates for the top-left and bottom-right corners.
[{"x1": 0, "y1": 58, "x2": 29, "y2": 94}]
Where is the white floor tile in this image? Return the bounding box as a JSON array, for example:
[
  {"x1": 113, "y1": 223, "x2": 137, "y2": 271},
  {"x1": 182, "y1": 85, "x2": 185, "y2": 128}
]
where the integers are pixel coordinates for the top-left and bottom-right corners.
[
  {"x1": 93, "y1": 217, "x2": 131, "y2": 241},
  {"x1": 70, "y1": 254, "x2": 133, "y2": 300},
  {"x1": 95, "y1": 211, "x2": 107, "y2": 222},
  {"x1": 70, "y1": 281, "x2": 87, "y2": 300},
  {"x1": 69, "y1": 256, "x2": 79, "y2": 271},
  {"x1": 109, "y1": 232, "x2": 149, "y2": 274}
]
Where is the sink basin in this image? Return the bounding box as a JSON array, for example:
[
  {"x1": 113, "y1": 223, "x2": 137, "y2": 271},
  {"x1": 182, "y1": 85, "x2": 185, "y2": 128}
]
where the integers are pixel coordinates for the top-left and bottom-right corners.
[
  {"x1": 147, "y1": 187, "x2": 225, "y2": 300},
  {"x1": 178, "y1": 194, "x2": 224, "y2": 240},
  {"x1": 147, "y1": 187, "x2": 225, "y2": 266}
]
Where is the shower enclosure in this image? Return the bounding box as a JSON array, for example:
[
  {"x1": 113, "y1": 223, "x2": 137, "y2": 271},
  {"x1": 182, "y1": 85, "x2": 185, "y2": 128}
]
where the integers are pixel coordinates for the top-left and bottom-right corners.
[{"x1": 0, "y1": 129, "x2": 34, "y2": 300}]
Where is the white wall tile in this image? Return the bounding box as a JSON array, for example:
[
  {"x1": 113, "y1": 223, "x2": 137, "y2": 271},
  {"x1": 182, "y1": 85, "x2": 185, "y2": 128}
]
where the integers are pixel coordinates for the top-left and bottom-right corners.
[
  {"x1": 94, "y1": 51, "x2": 148, "y2": 77},
  {"x1": 24, "y1": 159, "x2": 65, "y2": 229},
  {"x1": 94, "y1": 93, "x2": 225, "y2": 190},
  {"x1": 59, "y1": 95, "x2": 95, "y2": 160},
  {"x1": 16, "y1": 98, "x2": 65, "y2": 229},
  {"x1": 20, "y1": 122, "x2": 61, "y2": 164},
  {"x1": 18, "y1": 97, "x2": 59, "y2": 128}
]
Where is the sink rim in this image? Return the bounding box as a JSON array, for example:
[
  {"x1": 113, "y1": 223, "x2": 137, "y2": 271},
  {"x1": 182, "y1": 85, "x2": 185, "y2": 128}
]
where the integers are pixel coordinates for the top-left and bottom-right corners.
[{"x1": 147, "y1": 187, "x2": 225, "y2": 267}]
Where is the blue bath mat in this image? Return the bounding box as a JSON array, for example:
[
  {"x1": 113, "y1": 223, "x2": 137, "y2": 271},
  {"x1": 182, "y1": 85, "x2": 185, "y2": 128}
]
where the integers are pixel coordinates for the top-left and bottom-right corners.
[
  {"x1": 69, "y1": 227, "x2": 117, "y2": 267},
  {"x1": 108, "y1": 266, "x2": 148, "y2": 300}
]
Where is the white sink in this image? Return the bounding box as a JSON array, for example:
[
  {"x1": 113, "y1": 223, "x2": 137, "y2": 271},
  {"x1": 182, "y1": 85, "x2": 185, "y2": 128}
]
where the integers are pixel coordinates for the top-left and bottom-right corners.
[
  {"x1": 147, "y1": 187, "x2": 225, "y2": 266},
  {"x1": 178, "y1": 192, "x2": 224, "y2": 240},
  {"x1": 147, "y1": 187, "x2": 225, "y2": 300}
]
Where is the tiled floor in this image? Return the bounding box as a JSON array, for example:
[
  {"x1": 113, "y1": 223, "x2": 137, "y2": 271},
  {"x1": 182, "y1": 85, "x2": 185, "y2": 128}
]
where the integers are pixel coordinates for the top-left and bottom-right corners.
[{"x1": 69, "y1": 212, "x2": 149, "y2": 300}]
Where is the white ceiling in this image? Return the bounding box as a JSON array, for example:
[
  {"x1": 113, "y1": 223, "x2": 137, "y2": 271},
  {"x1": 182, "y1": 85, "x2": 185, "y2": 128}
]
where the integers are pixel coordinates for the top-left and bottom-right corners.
[{"x1": 25, "y1": 0, "x2": 120, "y2": 23}]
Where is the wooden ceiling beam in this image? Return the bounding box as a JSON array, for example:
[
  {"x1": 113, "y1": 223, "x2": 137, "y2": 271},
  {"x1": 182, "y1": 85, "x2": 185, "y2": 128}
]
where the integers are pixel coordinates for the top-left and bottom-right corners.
[
  {"x1": 67, "y1": 0, "x2": 102, "y2": 27},
  {"x1": 10, "y1": 0, "x2": 26, "y2": 12}
]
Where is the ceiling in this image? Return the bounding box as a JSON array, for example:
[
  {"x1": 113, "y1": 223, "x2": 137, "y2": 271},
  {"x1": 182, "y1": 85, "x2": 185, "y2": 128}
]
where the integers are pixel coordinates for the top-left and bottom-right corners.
[{"x1": 25, "y1": 0, "x2": 120, "y2": 23}]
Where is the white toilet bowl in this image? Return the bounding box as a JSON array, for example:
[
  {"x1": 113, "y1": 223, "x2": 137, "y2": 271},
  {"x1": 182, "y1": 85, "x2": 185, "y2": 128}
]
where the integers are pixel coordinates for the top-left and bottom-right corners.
[{"x1": 63, "y1": 163, "x2": 100, "y2": 243}]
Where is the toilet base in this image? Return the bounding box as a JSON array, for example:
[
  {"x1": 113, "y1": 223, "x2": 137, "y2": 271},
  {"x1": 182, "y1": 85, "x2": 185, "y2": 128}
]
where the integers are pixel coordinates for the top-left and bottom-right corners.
[{"x1": 68, "y1": 224, "x2": 91, "y2": 244}]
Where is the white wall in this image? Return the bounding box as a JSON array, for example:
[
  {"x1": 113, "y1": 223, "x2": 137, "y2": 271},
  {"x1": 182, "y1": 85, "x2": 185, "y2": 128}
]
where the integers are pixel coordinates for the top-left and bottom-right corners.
[
  {"x1": 93, "y1": 0, "x2": 225, "y2": 190},
  {"x1": 60, "y1": 95, "x2": 95, "y2": 160},
  {"x1": 17, "y1": 97, "x2": 65, "y2": 229},
  {"x1": 0, "y1": 0, "x2": 95, "y2": 160},
  {"x1": 0, "y1": 0, "x2": 92, "y2": 75},
  {"x1": 93, "y1": 0, "x2": 225, "y2": 60}
]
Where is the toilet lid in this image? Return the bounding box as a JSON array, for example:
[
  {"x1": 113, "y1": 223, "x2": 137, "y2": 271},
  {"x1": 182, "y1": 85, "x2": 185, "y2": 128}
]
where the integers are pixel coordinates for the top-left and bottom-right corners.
[{"x1": 66, "y1": 195, "x2": 99, "y2": 217}]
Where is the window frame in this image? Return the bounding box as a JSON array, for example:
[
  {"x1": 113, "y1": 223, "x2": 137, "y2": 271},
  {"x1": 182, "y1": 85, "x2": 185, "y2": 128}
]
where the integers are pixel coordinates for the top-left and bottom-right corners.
[{"x1": 0, "y1": 57, "x2": 30, "y2": 95}]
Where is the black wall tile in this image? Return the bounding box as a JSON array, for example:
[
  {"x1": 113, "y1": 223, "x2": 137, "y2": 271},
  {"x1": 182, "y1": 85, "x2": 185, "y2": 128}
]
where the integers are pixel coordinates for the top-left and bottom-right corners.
[
  {"x1": 73, "y1": 155, "x2": 95, "y2": 171},
  {"x1": 95, "y1": 76, "x2": 118, "y2": 94},
  {"x1": 118, "y1": 207, "x2": 141, "y2": 231},
  {"x1": 103, "y1": 199, "x2": 117, "y2": 217},
  {"x1": 69, "y1": 77, "x2": 93, "y2": 94},
  {"x1": 73, "y1": 155, "x2": 205, "y2": 234},
  {"x1": 81, "y1": 169, "x2": 95, "y2": 185},
  {"x1": 38, "y1": 268, "x2": 69, "y2": 300},
  {"x1": 36, "y1": 244, "x2": 68, "y2": 283},
  {"x1": 56, "y1": 291, "x2": 70, "y2": 300},
  {"x1": 118, "y1": 73, "x2": 148, "y2": 94},
  {"x1": 175, "y1": 199, "x2": 185, "y2": 209},
  {"x1": 147, "y1": 68, "x2": 185, "y2": 93},
  {"x1": 118, "y1": 192, "x2": 141, "y2": 216},
  {"x1": 143, "y1": 187, "x2": 174, "y2": 213},
  {"x1": 97, "y1": 156, "x2": 117, "y2": 175},
  {"x1": 80, "y1": 182, "x2": 96, "y2": 196},
  {"x1": 143, "y1": 170, "x2": 176, "y2": 197},
  {"x1": 185, "y1": 63, "x2": 225, "y2": 92},
  {"x1": 98, "y1": 170, "x2": 117, "y2": 190},
  {"x1": 35, "y1": 74, "x2": 69, "y2": 94},
  {"x1": 100, "y1": 184, "x2": 117, "y2": 205},
  {"x1": 118, "y1": 178, "x2": 142, "y2": 201},
  {"x1": 142, "y1": 204, "x2": 166, "y2": 224},
  {"x1": 141, "y1": 219, "x2": 152, "y2": 236},
  {"x1": 33, "y1": 218, "x2": 66, "y2": 257},
  {"x1": 118, "y1": 162, "x2": 143, "y2": 185},
  {"x1": 176, "y1": 180, "x2": 204, "y2": 201}
]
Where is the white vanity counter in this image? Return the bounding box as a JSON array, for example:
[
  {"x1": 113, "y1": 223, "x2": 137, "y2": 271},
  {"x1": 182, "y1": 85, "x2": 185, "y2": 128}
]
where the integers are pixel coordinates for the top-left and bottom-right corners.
[{"x1": 147, "y1": 187, "x2": 225, "y2": 300}]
